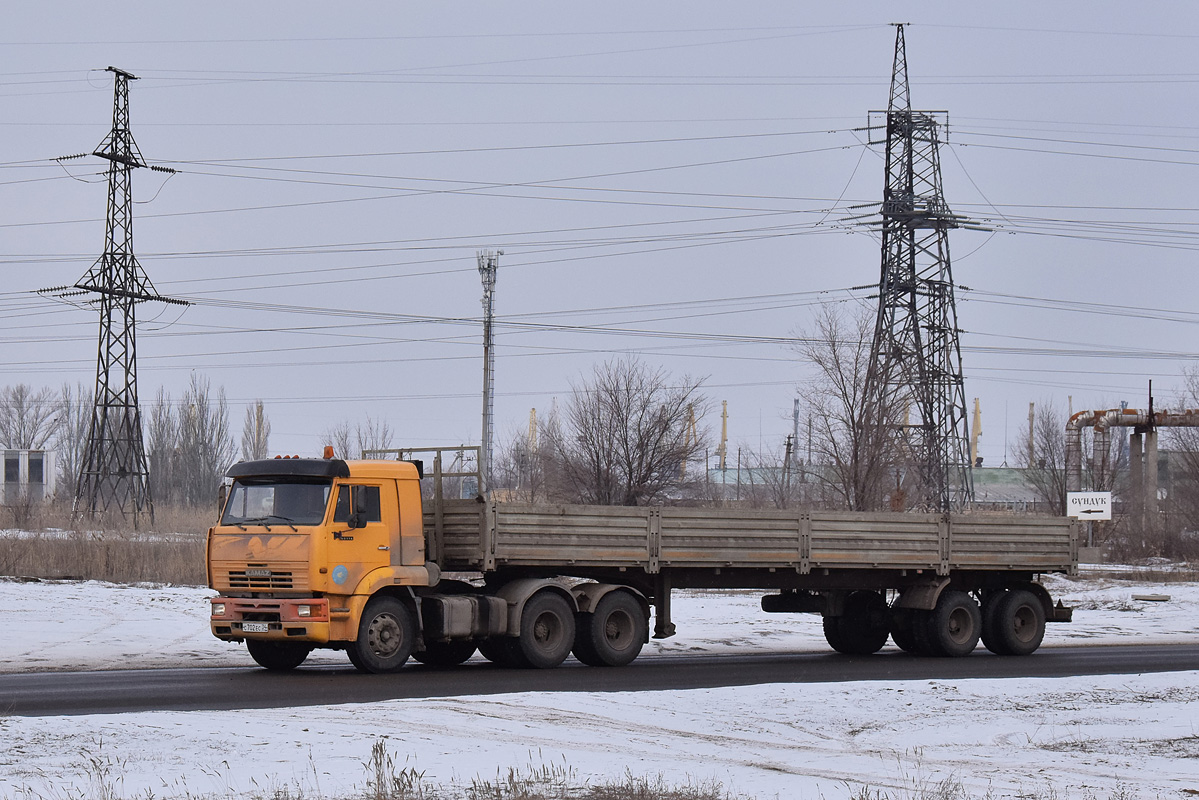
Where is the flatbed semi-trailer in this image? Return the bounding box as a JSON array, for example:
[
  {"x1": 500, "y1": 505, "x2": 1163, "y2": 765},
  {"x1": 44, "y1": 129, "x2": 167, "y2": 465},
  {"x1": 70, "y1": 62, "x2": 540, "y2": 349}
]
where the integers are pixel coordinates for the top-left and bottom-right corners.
[{"x1": 207, "y1": 454, "x2": 1076, "y2": 672}]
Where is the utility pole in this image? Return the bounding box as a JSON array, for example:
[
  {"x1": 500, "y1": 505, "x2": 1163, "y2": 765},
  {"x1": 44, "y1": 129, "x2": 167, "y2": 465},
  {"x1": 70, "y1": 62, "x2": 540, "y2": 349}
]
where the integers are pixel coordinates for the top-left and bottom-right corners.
[
  {"x1": 478, "y1": 250, "x2": 502, "y2": 496},
  {"x1": 44, "y1": 67, "x2": 184, "y2": 524},
  {"x1": 863, "y1": 25, "x2": 974, "y2": 512}
]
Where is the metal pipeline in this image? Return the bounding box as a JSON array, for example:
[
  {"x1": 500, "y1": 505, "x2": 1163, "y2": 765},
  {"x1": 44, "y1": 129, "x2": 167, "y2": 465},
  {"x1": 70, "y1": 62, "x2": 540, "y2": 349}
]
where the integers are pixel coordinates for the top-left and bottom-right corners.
[{"x1": 1064, "y1": 408, "x2": 1199, "y2": 492}]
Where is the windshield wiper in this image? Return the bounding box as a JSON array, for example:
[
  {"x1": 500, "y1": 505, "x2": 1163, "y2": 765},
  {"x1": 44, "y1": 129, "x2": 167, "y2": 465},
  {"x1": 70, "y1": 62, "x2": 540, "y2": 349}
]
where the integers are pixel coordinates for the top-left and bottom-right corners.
[{"x1": 239, "y1": 515, "x2": 299, "y2": 532}]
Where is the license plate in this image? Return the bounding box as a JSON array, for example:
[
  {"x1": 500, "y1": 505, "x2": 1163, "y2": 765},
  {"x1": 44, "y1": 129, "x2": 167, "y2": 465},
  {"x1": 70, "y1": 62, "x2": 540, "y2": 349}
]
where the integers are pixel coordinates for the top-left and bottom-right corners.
[{"x1": 242, "y1": 622, "x2": 269, "y2": 633}]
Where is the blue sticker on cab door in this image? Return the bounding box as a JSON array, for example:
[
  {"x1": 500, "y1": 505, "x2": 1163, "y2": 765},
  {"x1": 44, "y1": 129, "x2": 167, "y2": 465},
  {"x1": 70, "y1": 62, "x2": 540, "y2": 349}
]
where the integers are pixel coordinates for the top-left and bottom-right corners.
[{"x1": 331, "y1": 565, "x2": 349, "y2": 585}]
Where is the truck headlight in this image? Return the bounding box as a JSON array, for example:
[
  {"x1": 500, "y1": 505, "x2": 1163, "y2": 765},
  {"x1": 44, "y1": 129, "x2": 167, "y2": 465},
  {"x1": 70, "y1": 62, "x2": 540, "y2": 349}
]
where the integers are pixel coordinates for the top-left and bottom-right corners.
[
  {"x1": 212, "y1": 603, "x2": 226, "y2": 616},
  {"x1": 297, "y1": 604, "x2": 311, "y2": 617}
]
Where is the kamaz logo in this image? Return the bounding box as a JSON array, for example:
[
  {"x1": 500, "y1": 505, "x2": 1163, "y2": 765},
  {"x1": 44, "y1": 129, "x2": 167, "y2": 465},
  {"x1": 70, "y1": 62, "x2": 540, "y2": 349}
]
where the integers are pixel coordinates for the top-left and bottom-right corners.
[{"x1": 245, "y1": 568, "x2": 272, "y2": 578}]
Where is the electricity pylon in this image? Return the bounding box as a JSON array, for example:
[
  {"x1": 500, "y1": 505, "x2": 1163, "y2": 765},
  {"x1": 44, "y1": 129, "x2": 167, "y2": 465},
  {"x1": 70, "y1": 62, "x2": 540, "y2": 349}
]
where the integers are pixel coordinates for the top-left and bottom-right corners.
[
  {"x1": 48, "y1": 67, "x2": 185, "y2": 523},
  {"x1": 863, "y1": 25, "x2": 974, "y2": 512}
]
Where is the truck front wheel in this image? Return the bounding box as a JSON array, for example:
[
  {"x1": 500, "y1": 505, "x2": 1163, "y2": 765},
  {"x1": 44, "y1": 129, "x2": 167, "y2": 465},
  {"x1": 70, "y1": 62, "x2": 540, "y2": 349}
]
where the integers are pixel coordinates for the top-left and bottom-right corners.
[
  {"x1": 516, "y1": 591, "x2": 576, "y2": 669},
  {"x1": 349, "y1": 596, "x2": 417, "y2": 673},
  {"x1": 246, "y1": 640, "x2": 312, "y2": 671}
]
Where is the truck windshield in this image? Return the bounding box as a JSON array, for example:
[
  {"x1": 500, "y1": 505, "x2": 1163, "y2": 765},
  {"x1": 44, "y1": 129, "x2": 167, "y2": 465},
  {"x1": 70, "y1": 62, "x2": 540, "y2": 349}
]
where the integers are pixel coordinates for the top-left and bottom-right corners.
[{"x1": 221, "y1": 478, "x2": 332, "y2": 528}]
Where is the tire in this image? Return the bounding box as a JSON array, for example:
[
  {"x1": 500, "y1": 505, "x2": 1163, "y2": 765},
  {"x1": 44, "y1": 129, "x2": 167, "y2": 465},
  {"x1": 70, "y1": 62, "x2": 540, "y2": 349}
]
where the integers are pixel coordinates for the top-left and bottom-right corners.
[
  {"x1": 927, "y1": 590, "x2": 982, "y2": 658},
  {"x1": 889, "y1": 607, "x2": 920, "y2": 653},
  {"x1": 515, "y1": 591, "x2": 576, "y2": 669},
  {"x1": 478, "y1": 638, "x2": 526, "y2": 668},
  {"x1": 891, "y1": 607, "x2": 936, "y2": 655},
  {"x1": 246, "y1": 639, "x2": 311, "y2": 672},
  {"x1": 990, "y1": 588, "x2": 1046, "y2": 656},
  {"x1": 823, "y1": 591, "x2": 890, "y2": 655},
  {"x1": 573, "y1": 591, "x2": 646, "y2": 667},
  {"x1": 413, "y1": 640, "x2": 477, "y2": 667},
  {"x1": 348, "y1": 596, "x2": 417, "y2": 674},
  {"x1": 980, "y1": 590, "x2": 1009, "y2": 654}
]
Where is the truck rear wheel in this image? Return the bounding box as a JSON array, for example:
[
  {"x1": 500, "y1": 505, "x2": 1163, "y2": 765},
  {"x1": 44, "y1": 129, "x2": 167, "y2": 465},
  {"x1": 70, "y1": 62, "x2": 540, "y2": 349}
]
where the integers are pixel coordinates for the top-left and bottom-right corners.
[
  {"x1": 348, "y1": 596, "x2": 416, "y2": 673},
  {"x1": 823, "y1": 590, "x2": 890, "y2": 655},
  {"x1": 516, "y1": 591, "x2": 575, "y2": 669},
  {"x1": 478, "y1": 638, "x2": 526, "y2": 668},
  {"x1": 988, "y1": 589, "x2": 1046, "y2": 656},
  {"x1": 246, "y1": 640, "x2": 312, "y2": 671},
  {"x1": 413, "y1": 640, "x2": 477, "y2": 667},
  {"x1": 927, "y1": 590, "x2": 981, "y2": 657},
  {"x1": 573, "y1": 591, "x2": 646, "y2": 667}
]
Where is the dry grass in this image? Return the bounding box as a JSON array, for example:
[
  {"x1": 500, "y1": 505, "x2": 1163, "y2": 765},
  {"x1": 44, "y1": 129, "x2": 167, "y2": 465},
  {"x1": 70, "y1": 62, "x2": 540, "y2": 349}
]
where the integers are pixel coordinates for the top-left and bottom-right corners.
[
  {"x1": 0, "y1": 500, "x2": 214, "y2": 585},
  {"x1": 10, "y1": 737, "x2": 1151, "y2": 800}
]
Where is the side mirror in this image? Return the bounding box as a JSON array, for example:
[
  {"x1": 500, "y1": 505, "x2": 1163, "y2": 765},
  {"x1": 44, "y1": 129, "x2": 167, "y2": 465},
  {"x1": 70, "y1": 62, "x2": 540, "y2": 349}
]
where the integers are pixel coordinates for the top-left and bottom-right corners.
[
  {"x1": 348, "y1": 487, "x2": 368, "y2": 529},
  {"x1": 217, "y1": 484, "x2": 228, "y2": 517}
]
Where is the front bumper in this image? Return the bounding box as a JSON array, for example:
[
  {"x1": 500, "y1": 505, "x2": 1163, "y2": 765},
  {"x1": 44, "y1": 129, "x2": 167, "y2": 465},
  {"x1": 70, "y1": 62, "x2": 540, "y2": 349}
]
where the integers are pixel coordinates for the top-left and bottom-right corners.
[{"x1": 210, "y1": 596, "x2": 331, "y2": 644}]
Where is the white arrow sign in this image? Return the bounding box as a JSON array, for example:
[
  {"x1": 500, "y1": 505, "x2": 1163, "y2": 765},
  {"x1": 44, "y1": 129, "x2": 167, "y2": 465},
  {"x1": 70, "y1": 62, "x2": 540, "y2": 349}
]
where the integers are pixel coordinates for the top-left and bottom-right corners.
[{"x1": 1066, "y1": 491, "x2": 1112, "y2": 521}]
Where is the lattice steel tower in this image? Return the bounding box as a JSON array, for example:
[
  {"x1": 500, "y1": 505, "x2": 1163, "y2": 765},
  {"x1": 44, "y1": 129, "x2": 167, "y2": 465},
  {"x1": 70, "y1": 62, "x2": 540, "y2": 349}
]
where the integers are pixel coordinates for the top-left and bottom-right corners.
[
  {"x1": 71, "y1": 67, "x2": 184, "y2": 522},
  {"x1": 864, "y1": 25, "x2": 973, "y2": 511}
]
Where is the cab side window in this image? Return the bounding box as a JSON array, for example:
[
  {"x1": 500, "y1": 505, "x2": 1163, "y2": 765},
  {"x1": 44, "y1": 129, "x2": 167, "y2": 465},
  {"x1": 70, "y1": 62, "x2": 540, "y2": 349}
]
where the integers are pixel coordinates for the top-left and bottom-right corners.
[{"x1": 332, "y1": 485, "x2": 382, "y2": 523}]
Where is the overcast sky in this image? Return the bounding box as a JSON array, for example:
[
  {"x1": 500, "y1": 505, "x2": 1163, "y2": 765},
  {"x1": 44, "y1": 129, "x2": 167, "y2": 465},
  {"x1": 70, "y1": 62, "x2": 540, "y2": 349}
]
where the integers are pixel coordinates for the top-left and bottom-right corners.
[{"x1": 3, "y1": 3, "x2": 1198, "y2": 468}]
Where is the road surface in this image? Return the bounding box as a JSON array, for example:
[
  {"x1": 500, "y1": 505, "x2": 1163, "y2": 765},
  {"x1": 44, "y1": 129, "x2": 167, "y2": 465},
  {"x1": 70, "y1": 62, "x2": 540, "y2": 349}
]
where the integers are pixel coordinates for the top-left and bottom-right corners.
[{"x1": 4, "y1": 644, "x2": 1197, "y2": 717}]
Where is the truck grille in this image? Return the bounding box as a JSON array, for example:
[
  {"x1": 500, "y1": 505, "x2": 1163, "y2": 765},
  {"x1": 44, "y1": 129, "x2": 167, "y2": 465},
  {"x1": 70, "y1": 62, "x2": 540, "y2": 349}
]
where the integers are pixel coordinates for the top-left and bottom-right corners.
[{"x1": 227, "y1": 567, "x2": 294, "y2": 590}]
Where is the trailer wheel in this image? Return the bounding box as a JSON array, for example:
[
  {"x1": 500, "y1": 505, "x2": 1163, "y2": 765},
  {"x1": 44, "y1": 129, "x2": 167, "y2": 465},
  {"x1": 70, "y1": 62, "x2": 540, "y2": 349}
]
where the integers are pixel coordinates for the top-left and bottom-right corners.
[
  {"x1": 980, "y1": 590, "x2": 1009, "y2": 654},
  {"x1": 516, "y1": 591, "x2": 576, "y2": 669},
  {"x1": 573, "y1": 591, "x2": 646, "y2": 667},
  {"x1": 824, "y1": 591, "x2": 890, "y2": 655},
  {"x1": 413, "y1": 640, "x2": 478, "y2": 667},
  {"x1": 928, "y1": 590, "x2": 981, "y2": 657},
  {"x1": 988, "y1": 589, "x2": 1046, "y2": 656},
  {"x1": 348, "y1": 596, "x2": 416, "y2": 673},
  {"x1": 246, "y1": 640, "x2": 311, "y2": 671}
]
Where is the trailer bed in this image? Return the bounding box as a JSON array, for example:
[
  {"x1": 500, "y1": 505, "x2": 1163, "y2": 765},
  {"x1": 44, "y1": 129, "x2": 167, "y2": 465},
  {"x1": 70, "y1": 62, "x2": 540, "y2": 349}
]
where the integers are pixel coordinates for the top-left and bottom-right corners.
[{"x1": 428, "y1": 502, "x2": 1078, "y2": 578}]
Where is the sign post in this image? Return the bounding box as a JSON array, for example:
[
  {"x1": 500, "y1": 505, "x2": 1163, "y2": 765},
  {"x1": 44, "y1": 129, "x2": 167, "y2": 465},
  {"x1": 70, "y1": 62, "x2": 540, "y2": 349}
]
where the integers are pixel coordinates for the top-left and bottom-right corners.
[
  {"x1": 1066, "y1": 491, "x2": 1112, "y2": 521},
  {"x1": 1066, "y1": 491, "x2": 1112, "y2": 549}
]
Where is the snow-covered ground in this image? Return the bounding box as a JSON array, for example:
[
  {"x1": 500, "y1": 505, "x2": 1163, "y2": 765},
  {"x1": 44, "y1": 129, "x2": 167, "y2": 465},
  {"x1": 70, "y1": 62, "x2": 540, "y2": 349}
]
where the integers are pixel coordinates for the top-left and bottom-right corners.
[{"x1": 1, "y1": 571, "x2": 1197, "y2": 798}]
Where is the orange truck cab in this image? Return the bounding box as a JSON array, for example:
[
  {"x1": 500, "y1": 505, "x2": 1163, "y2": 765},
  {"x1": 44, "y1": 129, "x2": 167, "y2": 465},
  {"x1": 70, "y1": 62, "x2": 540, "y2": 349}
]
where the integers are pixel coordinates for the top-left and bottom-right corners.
[{"x1": 208, "y1": 455, "x2": 446, "y2": 671}]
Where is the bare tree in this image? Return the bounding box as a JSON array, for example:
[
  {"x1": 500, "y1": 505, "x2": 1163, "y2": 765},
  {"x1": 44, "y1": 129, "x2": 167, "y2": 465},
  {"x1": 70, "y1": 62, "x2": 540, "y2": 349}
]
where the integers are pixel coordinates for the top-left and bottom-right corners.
[
  {"x1": 323, "y1": 420, "x2": 354, "y2": 461},
  {"x1": 737, "y1": 443, "x2": 803, "y2": 509},
  {"x1": 1155, "y1": 370, "x2": 1199, "y2": 558},
  {"x1": 356, "y1": 415, "x2": 393, "y2": 455},
  {"x1": 240, "y1": 400, "x2": 271, "y2": 461},
  {"x1": 175, "y1": 374, "x2": 236, "y2": 507},
  {"x1": 1015, "y1": 401, "x2": 1068, "y2": 515},
  {"x1": 541, "y1": 357, "x2": 707, "y2": 506},
  {"x1": 53, "y1": 382, "x2": 92, "y2": 500},
  {"x1": 324, "y1": 415, "x2": 394, "y2": 459},
  {"x1": 0, "y1": 384, "x2": 58, "y2": 450},
  {"x1": 146, "y1": 386, "x2": 179, "y2": 505},
  {"x1": 795, "y1": 307, "x2": 903, "y2": 512},
  {"x1": 1016, "y1": 400, "x2": 1126, "y2": 517},
  {"x1": 493, "y1": 422, "x2": 547, "y2": 502}
]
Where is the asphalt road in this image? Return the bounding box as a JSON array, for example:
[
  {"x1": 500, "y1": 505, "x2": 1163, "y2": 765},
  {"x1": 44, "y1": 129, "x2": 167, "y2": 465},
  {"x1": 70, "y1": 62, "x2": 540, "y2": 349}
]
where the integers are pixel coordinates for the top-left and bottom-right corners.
[{"x1": 4, "y1": 644, "x2": 1198, "y2": 717}]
